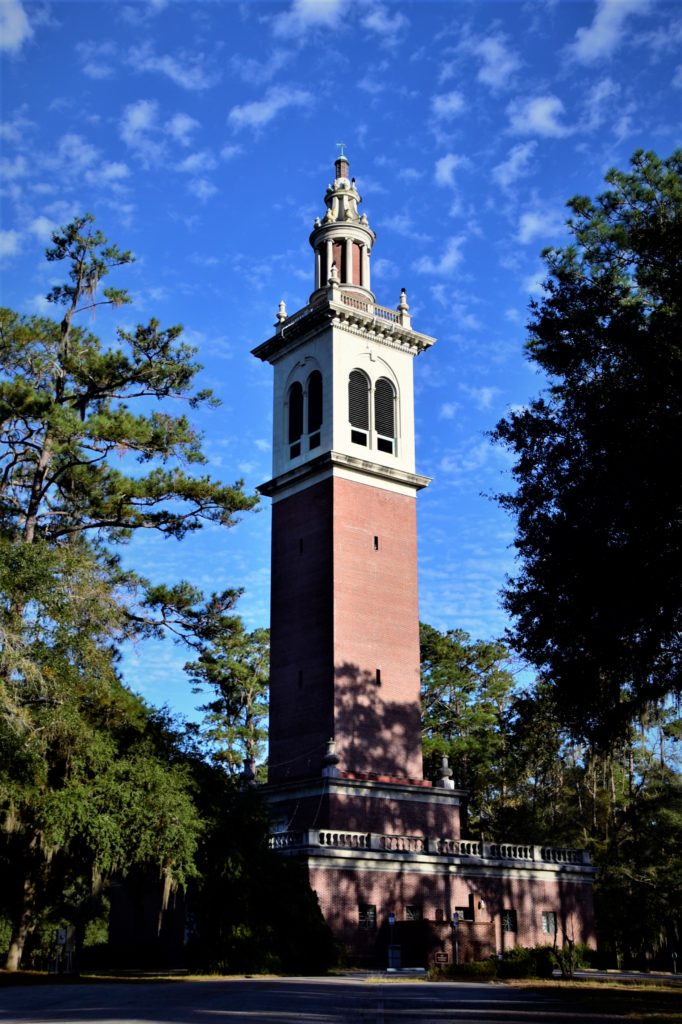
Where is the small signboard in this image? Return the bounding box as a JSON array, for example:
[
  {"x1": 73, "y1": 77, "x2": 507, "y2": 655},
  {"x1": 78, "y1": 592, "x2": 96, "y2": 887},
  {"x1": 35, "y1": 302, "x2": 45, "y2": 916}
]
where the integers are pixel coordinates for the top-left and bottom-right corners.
[{"x1": 434, "y1": 951, "x2": 449, "y2": 964}]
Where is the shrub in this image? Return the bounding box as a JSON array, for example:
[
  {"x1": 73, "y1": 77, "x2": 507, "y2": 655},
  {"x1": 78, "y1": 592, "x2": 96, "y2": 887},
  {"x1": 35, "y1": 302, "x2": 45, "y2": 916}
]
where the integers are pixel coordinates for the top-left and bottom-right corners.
[{"x1": 429, "y1": 959, "x2": 498, "y2": 982}]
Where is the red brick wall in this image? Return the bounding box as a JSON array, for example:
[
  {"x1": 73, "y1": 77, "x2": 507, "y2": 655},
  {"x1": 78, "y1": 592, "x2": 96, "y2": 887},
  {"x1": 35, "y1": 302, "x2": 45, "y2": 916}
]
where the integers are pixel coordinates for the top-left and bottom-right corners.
[
  {"x1": 269, "y1": 480, "x2": 335, "y2": 782},
  {"x1": 307, "y1": 862, "x2": 596, "y2": 962},
  {"x1": 332, "y1": 478, "x2": 423, "y2": 780},
  {"x1": 268, "y1": 476, "x2": 423, "y2": 784}
]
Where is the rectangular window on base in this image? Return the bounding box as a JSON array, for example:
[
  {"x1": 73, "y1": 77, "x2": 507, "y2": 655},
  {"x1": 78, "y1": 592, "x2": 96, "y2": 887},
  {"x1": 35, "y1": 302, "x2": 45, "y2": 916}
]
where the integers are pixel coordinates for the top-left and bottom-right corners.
[
  {"x1": 405, "y1": 905, "x2": 423, "y2": 922},
  {"x1": 359, "y1": 905, "x2": 376, "y2": 930},
  {"x1": 541, "y1": 911, "x2": 557, "y2": 935},
  {"x1": 501, "y1": 909, "x2": 517, "y2": 933},
  {"x1": 351, "y1": 429, "x2": 367, "y2": 446}
]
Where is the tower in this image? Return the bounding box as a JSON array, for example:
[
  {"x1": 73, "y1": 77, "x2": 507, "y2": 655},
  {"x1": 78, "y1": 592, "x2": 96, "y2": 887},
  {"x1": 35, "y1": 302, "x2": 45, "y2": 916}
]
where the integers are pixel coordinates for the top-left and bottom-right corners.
[
  {"x1": 253, "y1": 152, "x2": 435, "y2": 787},
  {"x1": 254, "y1": 155, "x2": 596, "y2": 968}
]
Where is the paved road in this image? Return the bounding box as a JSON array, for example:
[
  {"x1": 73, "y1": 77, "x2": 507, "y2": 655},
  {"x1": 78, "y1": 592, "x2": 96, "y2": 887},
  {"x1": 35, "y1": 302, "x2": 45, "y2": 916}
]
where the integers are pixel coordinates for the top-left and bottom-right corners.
[{"x1": 0, "y1": 975, "x2": 657, "y2": 1024}]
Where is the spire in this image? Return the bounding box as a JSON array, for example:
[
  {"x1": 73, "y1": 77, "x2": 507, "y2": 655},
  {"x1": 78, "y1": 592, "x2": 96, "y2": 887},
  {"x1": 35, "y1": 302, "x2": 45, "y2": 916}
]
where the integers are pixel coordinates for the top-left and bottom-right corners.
[{"x1": 309, "y1": 151, "x2": 376, "y2": 302}]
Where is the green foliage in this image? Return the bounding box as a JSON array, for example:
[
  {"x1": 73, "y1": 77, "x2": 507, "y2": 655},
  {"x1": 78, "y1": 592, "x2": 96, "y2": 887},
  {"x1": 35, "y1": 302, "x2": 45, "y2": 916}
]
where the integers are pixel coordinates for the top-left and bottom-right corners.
[
  {"x1": 429, "y1": 958, "x2": 498, "y2": 981},
  {"x1": 0, "y1": 215, "x2": 257, "y2": 971},
  {"x1": 492, "y1": 149, "x2": 682, "y2": 745},
  {"x1": 420, "y1": 623, "x2": 516, "y2": 832},
  {"x1": 187, "y1": 620, "x2": 269, "y2": 777},
  {"x1": 186, "y1": 784, "x2": 337, "y2": 975}
]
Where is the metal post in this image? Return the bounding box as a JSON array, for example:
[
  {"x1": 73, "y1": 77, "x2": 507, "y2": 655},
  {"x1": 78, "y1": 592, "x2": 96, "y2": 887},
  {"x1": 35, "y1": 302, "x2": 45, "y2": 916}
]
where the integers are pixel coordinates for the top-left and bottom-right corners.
[{"x1": 452, "y1": 911, "x2": 460, "y2": 965}]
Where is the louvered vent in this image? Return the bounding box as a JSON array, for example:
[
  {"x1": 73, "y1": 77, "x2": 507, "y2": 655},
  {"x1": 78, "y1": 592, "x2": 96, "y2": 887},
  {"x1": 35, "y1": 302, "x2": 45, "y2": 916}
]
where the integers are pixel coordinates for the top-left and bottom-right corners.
[
  {"x1": 375, "y1": 377, "x2": 395, "y2": 453},
  {"x1": 288, "y1": 381, "x2": 303, "y2": 457},
  {"x1": 349, "y1": 370, "x2": 369, "y2": 429}
]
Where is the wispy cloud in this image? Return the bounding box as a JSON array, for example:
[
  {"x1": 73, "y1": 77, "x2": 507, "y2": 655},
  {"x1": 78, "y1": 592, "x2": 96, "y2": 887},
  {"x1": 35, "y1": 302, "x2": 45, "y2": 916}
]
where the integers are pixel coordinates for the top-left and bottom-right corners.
[
  {"x1": 492, "y1": 141, "x2": 537, "y2": 191},
  {"x1": 228, "y1": 86, "x2": 313, "y2": 130},
  {"x1": 165, "y1": 112, "x2": 200, "y2": 147},
  {"x1": 414, "y1": 236, "x2": 465, "y2": 276},
  {"x1": 0, "y1": 0, "x2": 32, "y2": 54},
  {"x1": 271, "y1": 0, "x2": 345, "y2": 39},
  {"x1": 187, "y1": 178, "x2": 218, "y2": 202},
  {"x1": 517, "y1": 207, "x2": 565, "y2": 245},
  {"x1": 568, "y1": 0, "x2": 650, "y2": 64},
  {"x1": 0, "y1": 229, "x2": 21, "y2": 258},
  {"x1": 231, "y1": 50, "x2": 292, "y2": 86},
  {"x1": 380, "y1": 214, "x2": 431, "y2": 243},
  {"x1": 431, "y1": 90, "x2": 465, "y2": 120},
  {"x1": 119, "y1": 99, "x2": 164, "y2": 165},
  {"x1": 128, "y1": 42, "x2": 219, "y2": 90},
  {"x1": 461, "y1": 384, "x2": 500, "y2": 411},
  {"x1": 435, "y1": 153, "x2": 468, "y2": 188},
  {"x1": 360, "y1": 3, "x2": 408, "y2": 48},
  {"x1": 582, "y1": 77, "x2": 620, "y2": 130},
  {"x1": 507, "y1": 95, "x2": 572, "y2": 137},
  {"x1": 468, "y1": 33, "x2": 521, "y2": 91},
  {"x1": 177, "y1": 151, "x2": 217, "y2": 174},
  {"x1": 76, "y1": 40, "x2": 117, "y2": 79}
]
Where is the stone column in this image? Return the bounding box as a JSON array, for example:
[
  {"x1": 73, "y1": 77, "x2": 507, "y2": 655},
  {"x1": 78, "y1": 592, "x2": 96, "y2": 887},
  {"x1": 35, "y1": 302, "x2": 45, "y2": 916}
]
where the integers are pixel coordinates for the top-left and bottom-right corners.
[
  {"x1": 315, "y1": 247, "x2": 321, "y2": 290},
  {"x1": 344, "y1": 238, "x2": 353, "y2": 284},
  {"x1": 361, "y1": 244, "x2": 370, "y2": 290}
]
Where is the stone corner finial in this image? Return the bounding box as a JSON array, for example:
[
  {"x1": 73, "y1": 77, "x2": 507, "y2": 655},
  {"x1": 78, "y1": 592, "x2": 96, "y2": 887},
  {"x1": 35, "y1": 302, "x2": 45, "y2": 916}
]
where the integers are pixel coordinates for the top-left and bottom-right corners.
[
  {"x1": 322, "y1": 737, "x2": 341, "y2": 777},
  {"x1": 275, "y1": 299, "x2": 287, "y2": 331},
  {"x1": 435, "y1": 754, "x2": 455, "y2": 790},
  {"x1": 397, "y1": 287, "x2": 411, "y2": 327}
]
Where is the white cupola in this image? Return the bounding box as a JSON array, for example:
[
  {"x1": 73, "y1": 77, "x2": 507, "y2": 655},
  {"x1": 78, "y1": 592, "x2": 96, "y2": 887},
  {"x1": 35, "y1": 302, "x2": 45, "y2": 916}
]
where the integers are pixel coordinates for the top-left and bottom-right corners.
[{"x1": 309, "y1": 151, "x2": 376, "y2": 302}]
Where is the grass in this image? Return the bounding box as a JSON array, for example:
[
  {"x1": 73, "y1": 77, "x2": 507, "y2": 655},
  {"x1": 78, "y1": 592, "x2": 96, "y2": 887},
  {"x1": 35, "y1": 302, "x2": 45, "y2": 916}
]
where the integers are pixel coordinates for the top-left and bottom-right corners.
[{"x1": 506, "y1": 978, "x2": 682, "y2": 1022}]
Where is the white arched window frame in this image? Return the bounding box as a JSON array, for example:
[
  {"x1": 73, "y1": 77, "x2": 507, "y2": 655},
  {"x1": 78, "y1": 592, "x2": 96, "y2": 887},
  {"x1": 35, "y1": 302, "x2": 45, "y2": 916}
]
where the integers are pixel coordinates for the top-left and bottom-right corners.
[
  {"x1": 348, "y1": 368, "x2": 399, "y2": 456},
  {"x1": 285, "y1": 364, "x2": 324, "y2": 460}
]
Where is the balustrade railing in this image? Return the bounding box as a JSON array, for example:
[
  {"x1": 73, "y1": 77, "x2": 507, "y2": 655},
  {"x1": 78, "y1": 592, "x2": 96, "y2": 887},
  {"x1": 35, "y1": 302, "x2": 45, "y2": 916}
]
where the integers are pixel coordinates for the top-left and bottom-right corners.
[
  {"x1": 339, "y1": 293, "x2": 400, "y2": 323},
  {"x1": 269, "y1": 830, "x2": 590, "y2": 865}
]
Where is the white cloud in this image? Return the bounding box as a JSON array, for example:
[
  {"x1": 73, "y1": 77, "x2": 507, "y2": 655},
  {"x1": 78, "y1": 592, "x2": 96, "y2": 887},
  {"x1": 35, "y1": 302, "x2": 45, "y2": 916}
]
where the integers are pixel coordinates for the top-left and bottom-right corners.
[
  {"x1": 27, "y1": 292, "x2": 52, "y2": 314},
  {"x1": 120, "y1": 98, "x2": 157, "y2": 144},
  {"x1": 507, "y1": 95, "x2": 571, "y2": 137},
  {"x1": 231, "y1": 50, "x2": 292, "y2": 86},
  {"x1": 431, "y1": 90, "x2": 465, "y2": 120},
  {"x1": 371, "y1": 257, "x2": 398, "y2": 279},
  {"x1": 56, "y1": 133, "x2": 99, "y2": 171},
  {"x1": 0, "y1": 0, "x2": 33, "y2": 54},
  {"x1": 674, "y1": 65, "x2": 682, "y2": 89},
  {"x1": 492, "y1": 141, "x2": 537, "y2": 190},
  {"x1": 435, "y1": 153, "x2": 467, "y2": 188},
  {"x1": 439, "y1": 402, "x2": 458, "y2": 420},
  {"x1": 0, "y1": 229, "x2": 21, "y2": 258},
  {"x1": 357, "y1": 75, "x2": 385, "y2": 96},
  {"x1": 522, "y1": 269, "x2": 547, "y2": 297},
  {"x1": 361, "y1": 3, "x2": 408, "y2": 48},
  {"x1": 583, "y1": 77, "x2": 620, "y2": 131},
  {"x1": 220, "y1": 144, "x2": 242, "y2": 161},
  {"x1": 470, "y1": 33, "x2": 521, "y2": 90},
  {"x1": 76, "y1": 40, "x2": 117, "y2": 80},
  {"x1": 0, "y1": 154, "x2": 27, "y2": 180},
  {"x1": 84, "y1": 162, "x2": 130, "y2": 188},
  {"x1": 128, "y1": 43, "x2": 218, "y2": 90},
  {"x1": 568, "y1": 0, "x2": 650, "y2": 64},
  {"x1": 28, "y1": 216, "x2": 56, "y2": 242},
  {"x1": 187, "y1": 178, "x2": 218, "y2": 201},
  {"x1": 165, "y1": 112, "x2": 199, "y2": 147},
  {"x1": 398, "y1": 167, "x2": 423, "y2": 182},
  {"x1": 461, "y1": 385, "x2": 500, "y2": 411},
  {"x1": 380, "y1": 214, "x2": 431, "y2": 243},
  {"x1": 120, "y1": 100, "x2": 164, "y2": 164},
  {"x1": 271, "y1": 0, "x2": 345, "y2": 38},
  {"x1": 228, "y1": 86, "x2": 313, "y2": 130},
  {"x1": 517, "y1": 208, "x2": 564, "y2": 245},
  {"x1": 414, "y1": 236, "x2": 465, "y2": 276},
  {"x1": 177, "y1": 151, "x2": 217, "y2": 174}
]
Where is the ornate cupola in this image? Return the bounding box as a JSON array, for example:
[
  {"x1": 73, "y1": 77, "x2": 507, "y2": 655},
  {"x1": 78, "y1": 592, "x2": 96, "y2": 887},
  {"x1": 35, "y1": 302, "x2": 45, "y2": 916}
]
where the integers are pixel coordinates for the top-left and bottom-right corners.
[{"x1": 309, "y1": 149, "x2": 376, "y2": 302}]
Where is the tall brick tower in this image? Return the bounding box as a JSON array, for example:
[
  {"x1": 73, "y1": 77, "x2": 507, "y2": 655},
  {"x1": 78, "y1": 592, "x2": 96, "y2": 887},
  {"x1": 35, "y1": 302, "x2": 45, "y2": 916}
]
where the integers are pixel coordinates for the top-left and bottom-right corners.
[
  {"x1": 253, "y1": 154, "x2": 596, "y2": 968},
  {"x1": 253, "y1": 151, "x2": 435, "y2": 788}
]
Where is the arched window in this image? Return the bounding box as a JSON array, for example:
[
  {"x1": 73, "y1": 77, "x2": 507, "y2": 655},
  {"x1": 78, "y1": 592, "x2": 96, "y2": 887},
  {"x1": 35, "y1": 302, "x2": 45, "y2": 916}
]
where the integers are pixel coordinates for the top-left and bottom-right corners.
[
  {"x1": 288, "y1": 381, "x2": 303, "y2": 458},
  {"x1": 375, "y1": 377, "x2": 396, "y2": 454},
  {"x1": 348, "y1": 370, "x2": 370, "y2": 447},
  {"x1": 307, "y1": 371, "x2": 322, "y2": 450}
]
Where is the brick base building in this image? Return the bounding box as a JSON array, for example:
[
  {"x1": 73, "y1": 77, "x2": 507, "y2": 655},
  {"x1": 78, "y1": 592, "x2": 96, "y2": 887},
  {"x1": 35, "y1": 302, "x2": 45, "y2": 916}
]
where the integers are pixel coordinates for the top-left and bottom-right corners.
[{"x1": 254, "y1": 153, "x2": 596, "y2": 968}]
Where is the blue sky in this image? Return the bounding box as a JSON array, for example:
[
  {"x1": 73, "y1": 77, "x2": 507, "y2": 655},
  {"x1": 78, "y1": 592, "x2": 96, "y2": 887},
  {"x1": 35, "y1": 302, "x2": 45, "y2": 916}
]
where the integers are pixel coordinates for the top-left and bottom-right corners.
[{"x1": 1, "y1": 0, "x2": 681, "y2": 720}]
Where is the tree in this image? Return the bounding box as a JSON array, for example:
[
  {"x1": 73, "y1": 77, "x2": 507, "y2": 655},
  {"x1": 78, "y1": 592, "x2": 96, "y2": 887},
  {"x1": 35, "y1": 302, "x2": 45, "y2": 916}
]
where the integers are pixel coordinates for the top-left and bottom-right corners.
[
  {"x1": 419, "y1": 623, "x2": 516, "y2": 833},
  {"x1": 492, "y1": 150, "x2": 682, "y2": 744},
  {"x1": 187, "y1": 619, "x2": 269, "y2": 777},
  {"x1": 0, "y1": 215, "x2": 257, "y2": 969}
]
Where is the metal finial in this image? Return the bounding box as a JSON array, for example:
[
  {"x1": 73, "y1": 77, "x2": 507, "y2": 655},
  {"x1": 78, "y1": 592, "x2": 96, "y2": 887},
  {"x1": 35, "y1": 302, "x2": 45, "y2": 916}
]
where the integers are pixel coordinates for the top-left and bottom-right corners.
[{"x1": 336, "y1": 142, "x2": 347, "y2": 158}]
